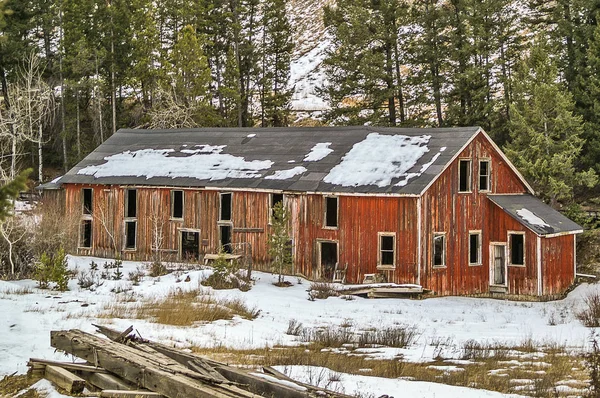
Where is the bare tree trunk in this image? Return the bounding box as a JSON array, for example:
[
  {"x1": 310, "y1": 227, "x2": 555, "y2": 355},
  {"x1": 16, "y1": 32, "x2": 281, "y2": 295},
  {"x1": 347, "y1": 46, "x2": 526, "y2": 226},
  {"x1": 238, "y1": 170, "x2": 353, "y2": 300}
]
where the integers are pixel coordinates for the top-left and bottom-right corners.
[
  {"x1": 59, "y1": 5, "x2": 68, "y2": 172},
  {"x1": 95, "y1": 54, "x2": 105, "y2": 143},
  {"x1": 76, "y1": 89, "x2": 81, "y2": 159},
  {"x1": 38, "y1": 124, "x2": 43, "y2": 182}
]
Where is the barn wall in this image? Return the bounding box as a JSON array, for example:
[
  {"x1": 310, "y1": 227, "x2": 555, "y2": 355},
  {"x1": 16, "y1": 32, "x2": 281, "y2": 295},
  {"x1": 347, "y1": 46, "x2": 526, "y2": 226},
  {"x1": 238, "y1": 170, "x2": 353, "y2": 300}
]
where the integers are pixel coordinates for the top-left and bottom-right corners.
[
  {"x1": 420, "y1": 132, "x2": 530, "y2": 296},
  {"x1": 541, "y1": 234, "x2": 575, "y2": 296}
]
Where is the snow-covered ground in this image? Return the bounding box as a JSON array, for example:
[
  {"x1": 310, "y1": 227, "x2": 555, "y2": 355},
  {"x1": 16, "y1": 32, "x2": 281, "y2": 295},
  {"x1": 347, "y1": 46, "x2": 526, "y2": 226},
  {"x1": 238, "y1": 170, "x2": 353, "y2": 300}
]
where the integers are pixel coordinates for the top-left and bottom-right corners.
[{"x1": 0, "y1": 255, "x2": 594, "y2": 397}]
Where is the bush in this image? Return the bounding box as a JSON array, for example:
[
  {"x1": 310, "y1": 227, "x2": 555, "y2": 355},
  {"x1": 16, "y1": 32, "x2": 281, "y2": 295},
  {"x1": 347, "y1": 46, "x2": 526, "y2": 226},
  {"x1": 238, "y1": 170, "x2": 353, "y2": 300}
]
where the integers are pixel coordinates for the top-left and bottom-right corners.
[
  {"x1": 586, "y1": 335, "x2": 600, "y2": 397},
  {"x1": 286, "y1": 319, "x2": 304, "y2": 336},
  {"x1": 358, "y1": 325, "x2": 420, "y2": 348},
  {"x1": 34, "y1": 247, "x2": 69, "y2": 291},
  {"x1": 201, "y1": 251, "x2": 251, "y2": 291},
  {"x1": 148, "y1": 260, "x2": 169, "y2": 277},
  {"x1": 129, "y1": 266, "x2": 145, "y2": 285},
  {"x1": 577, "y1": 291, "x2": 600, "y2": 327},
  {"x1": 307, "y1": 282, "x2": 339, "y2": 300}
]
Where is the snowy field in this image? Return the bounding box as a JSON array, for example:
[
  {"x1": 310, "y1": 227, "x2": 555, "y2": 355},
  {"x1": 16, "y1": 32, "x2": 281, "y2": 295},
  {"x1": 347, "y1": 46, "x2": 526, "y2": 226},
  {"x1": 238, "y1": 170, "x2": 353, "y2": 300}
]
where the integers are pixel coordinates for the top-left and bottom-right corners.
[{"x1": 0, "y1": 255, "x2": 595, "y2": 397}]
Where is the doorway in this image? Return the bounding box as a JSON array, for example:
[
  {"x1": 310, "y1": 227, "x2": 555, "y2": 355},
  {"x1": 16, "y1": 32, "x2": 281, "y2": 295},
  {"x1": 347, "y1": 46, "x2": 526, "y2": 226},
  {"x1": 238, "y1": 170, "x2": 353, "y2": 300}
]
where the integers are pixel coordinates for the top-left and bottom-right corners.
[
  {"x1": 181, "y1": 231, "x2": 199, "y2": 260},
  {"x1": 220, "y1": 225, "x2": 232, "y2": 253},
  {"x1": 490, "y1": 244, "x2": 507, "y2": 286},
  {"x1": 319, "y1": 241, "x2": 338, "y2": 281}
]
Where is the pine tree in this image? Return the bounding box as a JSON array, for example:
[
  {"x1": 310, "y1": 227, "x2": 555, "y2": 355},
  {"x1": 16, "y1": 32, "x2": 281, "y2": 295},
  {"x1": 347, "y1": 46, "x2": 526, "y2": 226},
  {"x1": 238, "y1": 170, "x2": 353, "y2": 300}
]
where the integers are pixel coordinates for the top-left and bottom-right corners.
[
  {"x1": 260, "y1": 0, "x2": 293, "y2": 127},
  {"x1": 505, "y1": 41, "x2": 597, "y2": 207},
  {"x1": 268, "y1": 201, "x2": 292, "y2": 285},
  {"x1": 0, "y1": 169, "x2": 30, "y2": 221}
]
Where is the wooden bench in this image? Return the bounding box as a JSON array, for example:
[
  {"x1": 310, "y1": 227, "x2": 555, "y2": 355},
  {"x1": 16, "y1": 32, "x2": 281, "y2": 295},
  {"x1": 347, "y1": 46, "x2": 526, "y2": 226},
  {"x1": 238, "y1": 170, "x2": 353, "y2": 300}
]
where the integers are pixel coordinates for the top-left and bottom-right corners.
[{"x1": 203, "y1": 253, "x2": 242, "y2": 266}]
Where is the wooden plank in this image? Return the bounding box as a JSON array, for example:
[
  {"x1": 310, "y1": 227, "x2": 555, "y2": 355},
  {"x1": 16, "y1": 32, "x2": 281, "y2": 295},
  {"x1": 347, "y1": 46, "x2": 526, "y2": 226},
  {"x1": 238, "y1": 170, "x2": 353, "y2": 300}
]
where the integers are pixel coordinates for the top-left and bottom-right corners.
[
  {"x1": 100, "y1": 390, "x2": 163, "y2": 398},
  {"x1": 29, "y1": 358, "x2": 109, "y2": 373},
  {"x1": 51, "y1": 329, "x2": 256, "y2": 398},
  {"x1": 45, "y1": 365, "x2": 86, "y2": 394},
  {"x1": 85, "y1": 371, "x2": 136, "y2": 391}
]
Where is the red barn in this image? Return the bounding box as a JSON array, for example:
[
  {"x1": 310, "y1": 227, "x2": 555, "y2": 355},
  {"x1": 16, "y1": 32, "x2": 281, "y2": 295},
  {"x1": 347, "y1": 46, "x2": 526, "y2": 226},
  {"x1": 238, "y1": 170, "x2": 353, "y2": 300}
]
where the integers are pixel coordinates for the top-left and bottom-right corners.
[{"x1": 49, "y1": 127, "x2": 582, "y2": 298}]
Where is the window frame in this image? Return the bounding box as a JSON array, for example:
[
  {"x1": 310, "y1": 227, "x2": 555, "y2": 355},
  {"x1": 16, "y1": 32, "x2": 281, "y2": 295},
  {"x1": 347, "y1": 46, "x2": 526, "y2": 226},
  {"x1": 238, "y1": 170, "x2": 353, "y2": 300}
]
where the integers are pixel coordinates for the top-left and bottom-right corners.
[
  {"x1": 468, "y1": 230, "x2": 482, "y2": 266},
  {"x1": 458, "y1": 159, "x2": 472, "y2": 193},
  {"x1": 377, "y1": 232, "x2": 396, "y2": 269},
  {"x1": 124, "y1": 220, "x2": 137, "y2": 250},
  {"x1": 323, "y1": 195, "x2": 339, "y2": 229},
  {"x1": 125, "y1": 188, "x2": 137, "y2": 218},
  {"x1": 82, "y1": 188, "x2": 93, "y2": 215},
  {"x1": 508, "y1": 231, "x2": 526, "y2": 267},
  {"x1": 478, "y1": 159, "x2": 491, "y2": 192},
  {"x1": 219, "y1": 192, "x2": 233, "y2": 222},
  {"x1": 269, "y1": 193, "x2": 284, "y2": 224},
  {"x1": 79, "y1": 219, "x2": 92, "y2": 249},
  {"x1": 433, "y1": 232, "x2": 446, "y2": 268},
  {"x1": 171, "y1": 189, "x2": 184, "y2": 220}
]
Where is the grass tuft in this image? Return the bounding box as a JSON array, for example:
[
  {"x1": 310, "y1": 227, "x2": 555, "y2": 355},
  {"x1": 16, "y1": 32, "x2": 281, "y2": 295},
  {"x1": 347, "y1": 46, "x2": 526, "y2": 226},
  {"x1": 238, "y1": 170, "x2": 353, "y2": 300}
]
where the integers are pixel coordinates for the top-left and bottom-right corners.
[{"x1": 576, "y1": 291, "x2": 600, "y2": 327}]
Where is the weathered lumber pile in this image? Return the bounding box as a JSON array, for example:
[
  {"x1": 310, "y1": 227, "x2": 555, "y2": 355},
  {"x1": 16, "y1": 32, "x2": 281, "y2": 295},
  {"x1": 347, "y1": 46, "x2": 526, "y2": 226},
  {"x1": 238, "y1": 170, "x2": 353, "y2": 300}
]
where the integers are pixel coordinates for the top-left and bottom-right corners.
[{"x1": 28, "y1": 325, "x2": 354, "y2": 398}]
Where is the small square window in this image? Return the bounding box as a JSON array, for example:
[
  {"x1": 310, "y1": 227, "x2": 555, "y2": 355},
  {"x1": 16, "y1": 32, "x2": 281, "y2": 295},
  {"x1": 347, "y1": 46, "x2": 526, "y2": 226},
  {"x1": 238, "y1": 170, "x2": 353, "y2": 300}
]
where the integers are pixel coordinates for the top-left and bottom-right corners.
[
  {"x1": 433, "y1": 233, "x2": 446, "y2": 267},
  {"x1": 469, "y1": 232, "x2": 481, "y2": 265},
  {"x1": 459, "y1": 159, "x2": 472, "y2": 192},
  {"x1": 479, "y1": 160, "x2": 490, "y2": 191},
  {"x1": 509, "y1": 233, "x2": 525, "y2": 266},
  {"x1": 379, "y1": 233, "x2": 396, "y2": 267}
]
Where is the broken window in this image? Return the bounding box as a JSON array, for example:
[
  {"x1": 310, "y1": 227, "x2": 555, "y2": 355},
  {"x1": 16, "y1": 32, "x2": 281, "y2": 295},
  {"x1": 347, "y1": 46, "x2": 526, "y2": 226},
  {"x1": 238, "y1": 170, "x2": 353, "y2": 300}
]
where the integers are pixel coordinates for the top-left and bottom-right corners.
[
  {"x1": 433, "y1": 233, "x2": 446, "y2": 267},
  {"x1": 125, "y1": 189, "x2": 137, "y2": 218},
  {"x1": 379, "y1": 233, "x2": 396, "y2": 267},
  {"x1": 220, "y1": 193, "x2": 232, "y2": 221},
  {"x1": 125, "y1": 221, "x2": 137, "y2": 249},
  {"x1": 469, "y1": 232, "x2": 482, "y2": 265},
  {"x1": 270, "y1": 193, "x2": 284, "y2": 222},
  {"x1": 324, "y1": 196, "x2": 338, "y2": 228},
  {"x1": 509, "y1": 233, "x2": 525, "y2": 266},
  {"x1": 459, "y1": 159, "x2": 471, "y2": 192},
  {"x1": 80, "y1": 220, "x2": 92, "y2": 248},
  {"x1": 82, "y1": 188, "x2": 93, "y2": 215},
  {"x1": 479, "y1": 160, "x2": 490, "y2": 191},
  {"x1": 172, "y1": 190, "x2": 184, "y2": 219}
]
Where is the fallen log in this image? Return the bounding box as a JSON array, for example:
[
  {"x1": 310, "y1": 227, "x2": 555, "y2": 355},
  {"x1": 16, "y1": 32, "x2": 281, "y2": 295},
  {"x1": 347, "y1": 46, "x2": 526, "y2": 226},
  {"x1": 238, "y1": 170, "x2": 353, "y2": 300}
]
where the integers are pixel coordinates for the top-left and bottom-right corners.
[
  {"x1": 44, "y1": 365, "x2": 86, "y2": 394},
  {"x1": 51, "y1": 329, "x2": 258, "y2": 398}
]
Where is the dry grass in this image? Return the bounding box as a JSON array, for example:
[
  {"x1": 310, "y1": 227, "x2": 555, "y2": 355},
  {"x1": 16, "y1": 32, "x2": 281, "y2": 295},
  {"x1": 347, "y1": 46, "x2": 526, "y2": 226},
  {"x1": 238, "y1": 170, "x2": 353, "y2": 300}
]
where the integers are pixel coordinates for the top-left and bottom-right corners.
[
  {"x1": 100, "y1": 287, "x2": 260, "y2": 326},
  {"x1": 190, "y1": 339, "x2": 588, "y2": 397},
  {"x1": 0, "y1": 374, "x2": 43, "y2": 398},
  {"x1": 577, "y1": 291, "x2": 600, "y2": 327}
]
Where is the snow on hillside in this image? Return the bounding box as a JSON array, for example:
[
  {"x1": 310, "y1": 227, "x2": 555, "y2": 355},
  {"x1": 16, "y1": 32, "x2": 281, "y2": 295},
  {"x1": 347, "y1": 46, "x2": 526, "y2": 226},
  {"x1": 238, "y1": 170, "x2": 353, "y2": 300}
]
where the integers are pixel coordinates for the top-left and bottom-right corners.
[{"x1": 0, "y1": 255, "x2": 594, "y2": 396}]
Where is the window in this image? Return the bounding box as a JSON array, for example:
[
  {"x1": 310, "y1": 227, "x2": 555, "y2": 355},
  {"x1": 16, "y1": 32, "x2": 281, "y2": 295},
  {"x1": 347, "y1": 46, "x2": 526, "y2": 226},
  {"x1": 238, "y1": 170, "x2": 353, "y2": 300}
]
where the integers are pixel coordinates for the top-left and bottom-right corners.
[
  {"x1": 378, "y1": 233, "x2": 396, "y2": 268},
  {"x1": 171, "y1": 190, "x2": 184, "y2": 219},
  {"x1": 324, "y1": 196, "x2": 338, "y2": 228},
  {"x1": 125, "y1": 189, "x2": 137, "y2": 218},
  {"x1": 220, "y1": 193, "x2": 232, "y2": 221},
  {"x1": 125, "y1": 221, "x2": 136, "y2": 249},
  {"x1": 479, "y1": 160, "x2": 490, "y2": 191},
  {"x1": 469, "y1": 232, "x2": 482, "y2": 265},
  {"x1": 459, "y1": 159, "x2": 472, "y2": 192},
  {"x1": 82, "y1": 188, "x2": 93, "y2": 214},
  {"x1": 270, "y1": 193, "x2": 284, "y2": 223},
  {"x1": 509, "y1": 233, "x2": 525, "y2": 266},
  {"x1": 433, "y1": 233, "x2": 446, "y2": 267},
  {"x1": 80, "y1": 220, "x2": 92, "y2": 248}
]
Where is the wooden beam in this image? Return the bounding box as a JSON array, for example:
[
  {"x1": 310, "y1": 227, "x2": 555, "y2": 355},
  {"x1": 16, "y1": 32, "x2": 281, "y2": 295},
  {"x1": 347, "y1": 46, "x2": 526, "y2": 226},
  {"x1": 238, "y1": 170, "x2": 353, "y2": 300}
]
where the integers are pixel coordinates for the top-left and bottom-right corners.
[
  {"x1": 100, "y1": 390, "x2": 163, "y2": 398},
  {"x1": 84, "y1": 371, "x2": 136, "y2": 391},
  {"x1": 29, "y1": 358, "x2": 109, "y2": 374},
  {"x1": 45, "y1": 365, "x2": 86, "y2": 394}
]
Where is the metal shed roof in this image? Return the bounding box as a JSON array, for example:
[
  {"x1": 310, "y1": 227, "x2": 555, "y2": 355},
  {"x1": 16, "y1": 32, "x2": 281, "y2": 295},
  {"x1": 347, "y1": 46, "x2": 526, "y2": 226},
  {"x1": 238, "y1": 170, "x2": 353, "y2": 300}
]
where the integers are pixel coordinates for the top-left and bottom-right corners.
[
  {"x1": 58, "y1": 126, "x2": 481, "y2": 195},
  {"x1": 488, "y1": 194, "x2": 583, "y2": 236}
]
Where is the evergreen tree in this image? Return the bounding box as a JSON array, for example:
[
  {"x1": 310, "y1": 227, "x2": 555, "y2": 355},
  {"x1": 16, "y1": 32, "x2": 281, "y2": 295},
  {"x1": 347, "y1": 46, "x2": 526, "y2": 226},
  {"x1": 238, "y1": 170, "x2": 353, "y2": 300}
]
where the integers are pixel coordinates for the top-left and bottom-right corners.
[
  {"x1": 260, "y1": 0, "x2": 293, "y2": 127},
  {"x1": 0, "y1": 169, "x2": 30, "y2": 221},
  {"x1": 268, "y1": 201, "x2": 292, "y2": 285},
  {"x1": 505, "y1": 41, "x2": 597, "y2": 207}
]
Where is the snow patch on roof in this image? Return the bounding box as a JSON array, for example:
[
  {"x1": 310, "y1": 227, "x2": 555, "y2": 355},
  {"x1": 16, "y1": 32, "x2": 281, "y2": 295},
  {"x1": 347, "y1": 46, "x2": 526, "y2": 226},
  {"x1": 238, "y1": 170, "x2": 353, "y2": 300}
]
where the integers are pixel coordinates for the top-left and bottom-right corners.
[
  {"x1": 77, "y1": 148, "x2": 273, "y2": 181},
  {"x1": 265, "y1": 166, "x2": 307, "y2": 180},
  {"x1": 50, "y1": 176, "x2": 62, "y2": 184},
  {"x1": 516, "y1": 208, "x2": 550, "y2": 228},
  {"x1": 325, "y1": 133, "x2": 431, "y2": 187},
  {"x1": 304, "y1": 142, "x2": 333, "y2": 162},
  {"x1": 247, "y1": 133, "x2": 256, "y2": 138}
]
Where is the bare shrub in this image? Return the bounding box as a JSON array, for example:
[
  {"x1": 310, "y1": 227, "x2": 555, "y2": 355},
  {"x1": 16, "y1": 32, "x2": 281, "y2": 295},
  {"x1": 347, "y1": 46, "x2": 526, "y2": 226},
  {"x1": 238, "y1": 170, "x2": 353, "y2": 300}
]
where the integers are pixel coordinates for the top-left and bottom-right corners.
[
  {"x1": 577, "y1": 291, "x2": 600, "y2": 327},
  {"x1": 301, "y1": 325, "x2": 354, "y2": 348},
  {"x1": 461, "y1": 340, "x2": 509, "y2": 360},
  {"x1": 586, "y1": 335, "x2": 600, "y2": 398},
  {"x1": 286, "y1": 319, "x2": 304, "y2": 336},
  {"x1": 358, "y1": 325, "x2": 420, "y2": 348},
  {"x1": 147, "y1": 260, "x2": 169, "y2": 277},
  {"x1": 32, "y1": 196, "x2": 79, "y2": 257},
  {"x1": 78, "y1": 269, "x2": 104, "y2": 290},
  {"x1": 201, "y1": 253, "x2": 251, "y2": 291},
  {"x1": 128, "y1": 266, "x2": 145, "y2": 285},
  {"x1": 307, "y1": 282, "x2": 339, "y2": 300}
]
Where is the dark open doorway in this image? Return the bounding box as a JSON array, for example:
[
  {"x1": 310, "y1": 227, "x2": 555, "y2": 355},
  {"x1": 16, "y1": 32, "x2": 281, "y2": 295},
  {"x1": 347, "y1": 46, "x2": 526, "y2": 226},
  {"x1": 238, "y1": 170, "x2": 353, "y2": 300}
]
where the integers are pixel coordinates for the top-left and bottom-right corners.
[
  {"x1": 220, "y1": 225, "x2": 232, "y2": 253},
  {"x1": 181, "y1": 231, "x2": 199, "y2": 260},
  {"x1": 319, "y1": 241, "x2": 338, "y2": 280}
]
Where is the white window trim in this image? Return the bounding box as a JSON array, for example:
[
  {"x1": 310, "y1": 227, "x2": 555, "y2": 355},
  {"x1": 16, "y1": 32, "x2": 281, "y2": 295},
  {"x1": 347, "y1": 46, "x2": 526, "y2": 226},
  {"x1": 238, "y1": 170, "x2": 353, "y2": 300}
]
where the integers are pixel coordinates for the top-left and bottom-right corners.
[
  {"x1": 458, "y1": 158, "x2": 472, "y2": 193},
  {"x1": 171, "y1": 190, "x2": 185, "y2": 220},
  {"x1": 468, "y1": 230, "x2": 482, "y2": 266},
  {"x1": 508, "y1": 230, "x2": 526, "y2": 267},
  {"x1": 377, "y1": 232, "x2": 396, "y2": 270},
  {"x1": 433, "y1": 232, "x2": 447, "y2": 268},
  {"x1": 323, "y1": 195, "x2": 339, "y2": 230},
  {"x1": 478, "y1": 159, "x2": 491, "y2": 192}
]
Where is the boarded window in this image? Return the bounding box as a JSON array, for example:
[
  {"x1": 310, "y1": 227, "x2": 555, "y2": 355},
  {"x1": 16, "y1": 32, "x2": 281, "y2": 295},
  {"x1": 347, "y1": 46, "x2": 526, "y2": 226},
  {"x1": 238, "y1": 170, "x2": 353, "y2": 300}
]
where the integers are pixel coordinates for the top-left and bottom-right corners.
[
  {"x1": 270, "y1": 193, "x2": 284, "y2": 222},
  {"x1": 82, "y1": 188, "x2": 93, "y2": 215},
  {"x1": 509, "y1": 233, "x2": 525, "y2": 265},
  {"x1": 325, "y1": 196, "x2": 338, "y2": 228},
  {"x1": 220, "y1": 193, "x2": 232, "y2": 221},
  {"x1": 433, "y1": 233, "x2": 446, "y2": 267},
  {"x1": 379, "y1": 234, "x2": 395, "y2": 267},
  {"x1": 126, "y1": 189, "x2": 137, "y2": 218},
  {"x1": 172, "y1": 190, "x2": 184, "y2": 219},
  {"x1": 469, "y1": 232, "x2": 481, "y2": 265},
  {"x1": 459, "y1": 159, "x2": 471, "y2": 192},
  {"x1": 479, "y1": 160, "x2": 490, "y2": 191},
  {"x1": 125, "y1": 221, "x2": 136, "y2": 249},
  {"x1": 80, "y1": 220, "x2": 92, "y2": 248}
]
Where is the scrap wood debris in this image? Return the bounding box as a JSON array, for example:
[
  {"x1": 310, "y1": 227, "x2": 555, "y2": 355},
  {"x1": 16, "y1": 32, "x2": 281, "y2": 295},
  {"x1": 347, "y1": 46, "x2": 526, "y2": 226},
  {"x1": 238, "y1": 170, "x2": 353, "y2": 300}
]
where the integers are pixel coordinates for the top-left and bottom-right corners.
[{"x1": 27, "y1": 324, "x2": 355, "y2": 398}]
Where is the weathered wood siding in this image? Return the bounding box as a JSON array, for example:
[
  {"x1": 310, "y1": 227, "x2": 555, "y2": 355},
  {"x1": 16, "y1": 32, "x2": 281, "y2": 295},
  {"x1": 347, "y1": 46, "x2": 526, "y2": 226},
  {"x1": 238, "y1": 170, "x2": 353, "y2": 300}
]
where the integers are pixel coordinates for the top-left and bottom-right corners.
[
  {"x1": 420, "y1": 132, "x2": 531, "y2": 296},
  {"x1": 541, "y1": 234, "x2": 575, "y2": 296}
]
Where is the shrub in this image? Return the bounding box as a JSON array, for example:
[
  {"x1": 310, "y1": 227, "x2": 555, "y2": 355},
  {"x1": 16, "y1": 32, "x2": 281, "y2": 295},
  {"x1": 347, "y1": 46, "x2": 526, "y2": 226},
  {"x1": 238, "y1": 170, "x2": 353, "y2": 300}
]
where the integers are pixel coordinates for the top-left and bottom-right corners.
[
  {"x1": 202, "y1": 251, "x2": 251, "y2": 291},
  {"x1": 34, "y1": 247, "x2": 69, "y2": 291},
  {"x1": 307, "y1": 282, "x2": 339, "y2": 300},
  {"x1": 148, "y1": 260, "x2": 169, "y2": 277},
  {"x1": 577, "y1": 291, "x2": 600, "y2": 327},
  {"x1": 286, "y1": 319, "x2": 304, "y2": 336},
  {"x1": 586, "y1": 335, "x2": 600, "y2": 397},
  {"x1": 358, "y1": 325, "x2": 420, "y2": 348},
  {"x1": 129, "y1": 266, "x2": 145, "y2": 285}
]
